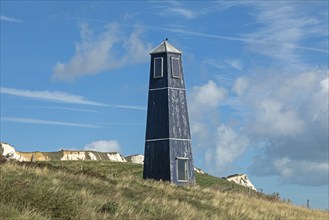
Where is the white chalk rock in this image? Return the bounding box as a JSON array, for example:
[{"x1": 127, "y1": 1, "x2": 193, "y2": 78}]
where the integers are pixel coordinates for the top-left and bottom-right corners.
[
  {"x1": 61, "y1": 151, "x2": 86, "y2": 160},
  {"x1": 194, "y1": 167, "x2": 205, "y2": 174},
  {"x1": 88, "y1": 152, "x2": 97, "y2": 160},
  {"x1": 0, "y1": 142, "x2": 27, "y2": 161},
  {"x1": 107, "y1": 153, "x2": 126, "y2": 162},
  {"x1": 126, "y1": 154, "x2": 144, "y2": 164},
  {"x1": 225, "y1": 174, "x2": 257, "y2": 191}
]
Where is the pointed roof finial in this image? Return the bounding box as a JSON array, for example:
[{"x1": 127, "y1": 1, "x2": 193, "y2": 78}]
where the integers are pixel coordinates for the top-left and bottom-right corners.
[
  {"x1": 165, "y1": 38, "x2": 168, "y2": 41},
  {"x1": 149, "y1": 39, "x2": 182, "y2": 54}
]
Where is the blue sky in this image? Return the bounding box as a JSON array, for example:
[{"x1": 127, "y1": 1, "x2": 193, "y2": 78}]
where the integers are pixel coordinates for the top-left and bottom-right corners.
[{"x1": 1, "y1": 1, "x2": 328, "y2": 210}]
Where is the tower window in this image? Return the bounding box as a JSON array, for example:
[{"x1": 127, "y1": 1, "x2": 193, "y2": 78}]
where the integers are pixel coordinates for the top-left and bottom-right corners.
[
  {"x1": 177, "y1": 157, "x2": 188, "y2": 181},
  {"x1": 171, "y1": 57, "x2": 180, "y2": 78},
  {"x1": 154, "y1": 57, "x2": 163, "y2": 78}
]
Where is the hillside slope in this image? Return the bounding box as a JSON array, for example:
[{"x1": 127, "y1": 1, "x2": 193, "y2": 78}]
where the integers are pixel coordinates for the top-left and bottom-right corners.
[{"x1": 0, "y1": 160, "x2": 327, "y2": 219}]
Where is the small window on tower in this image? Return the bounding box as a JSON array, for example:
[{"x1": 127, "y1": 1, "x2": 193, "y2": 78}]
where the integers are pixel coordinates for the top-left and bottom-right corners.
[
  {"x1": 177, "y1": 157, "x2": 188, "y2": 181},
  {"x1": 154, "y1": 57, "x2": 163, "y2": 78},
  {"x1": 171, "y1": 57, "x2": 180, "y2": 78}
]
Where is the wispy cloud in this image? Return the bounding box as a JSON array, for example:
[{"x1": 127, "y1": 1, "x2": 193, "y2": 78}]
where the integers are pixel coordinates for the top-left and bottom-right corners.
[
  {"x1": 107, "y1": 104, "x2": 146, "y2": 111},
  {"x1": 25, "y1": 105, "x2": 101, "y2": 113},
  {"x1": 1, "y1": 87, "x2": 105, "y2": 106},
  {"x1": 151, "y1": 1, "x2": 225, "y2": 20},
  {"x1": 164, "y1": 7, "x2": 197, "y2": 19},
  {"x1": 241, "y1": 1, "x2": 329, "y2": 62},
  {"x1": 1, "y1": 87, "x2": 146, "y2": 111},
  {"x1": 97, "y1": 122, "x2": 144, "y2": 126},
  {"x1": 149, "y1": 26, "x2": 328, "y2": 54},
  {"x1": 0, "y1": 15, "x2": 22, "y2": 23},
  {"x1": 151, "y1": 1, "x2": 199, "y2": 19},
  {"x1": 205, "y1": 58, "x2": 243, "y2": 71},
  {"x1": 1, "y1": 117, "x2": 101, "y2": 128},
  {"x1": 52, "y1": 22, "x2": 152, "y2": 81}
]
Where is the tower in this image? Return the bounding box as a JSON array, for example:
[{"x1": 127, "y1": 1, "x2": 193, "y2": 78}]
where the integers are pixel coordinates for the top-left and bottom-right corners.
[{"x1": 143, "y1": 40, "x2": 195, "y2": 185}]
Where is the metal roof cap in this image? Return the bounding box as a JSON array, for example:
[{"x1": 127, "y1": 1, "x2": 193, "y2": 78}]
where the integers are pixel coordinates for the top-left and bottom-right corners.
[{"x1": 149, "y1": 40, "x2": 182, "y2": 54}]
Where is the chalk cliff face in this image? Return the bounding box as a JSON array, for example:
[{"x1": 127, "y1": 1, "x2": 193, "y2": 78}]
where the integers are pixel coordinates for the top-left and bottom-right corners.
[
  {"x1": 125, "y1": 154, "x2": 144, "y2": 164},
  {"x1": 0, "y1": 142, "x2": 126, "y2": 162},
  {"x1": 225, "y1": 174, "x2": 257, "y2": 191},
  {"x1": 1, "y1": 142, "x2": 21, "y2": 160},
  {"x1": 194, "y1": 167, "x2": 205, "y2": 174}
]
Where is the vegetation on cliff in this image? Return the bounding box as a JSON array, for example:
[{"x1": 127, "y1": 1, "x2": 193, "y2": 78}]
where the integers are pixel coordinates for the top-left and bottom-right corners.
[{"x1": 0, "y1": 161, "x2": 327, "y2": 219}]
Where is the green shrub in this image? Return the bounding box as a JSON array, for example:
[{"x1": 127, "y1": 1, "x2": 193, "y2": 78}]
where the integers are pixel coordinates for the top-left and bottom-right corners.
[{"x1": 99, "y1": 202, "x2": 118, "y2": 214}]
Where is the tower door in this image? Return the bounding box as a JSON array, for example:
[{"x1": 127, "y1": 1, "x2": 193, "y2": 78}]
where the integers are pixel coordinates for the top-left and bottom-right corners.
[{"x1": 177, "y1": 157, "x2": 189, "y2": 182}]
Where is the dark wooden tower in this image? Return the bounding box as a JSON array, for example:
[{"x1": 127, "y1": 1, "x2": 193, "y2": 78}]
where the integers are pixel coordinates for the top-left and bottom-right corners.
[{"x1": 143, "y1": 40, "x2": 195, "y2": 185}]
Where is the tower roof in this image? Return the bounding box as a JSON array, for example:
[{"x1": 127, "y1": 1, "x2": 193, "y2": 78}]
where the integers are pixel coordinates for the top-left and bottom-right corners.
[{"x1": 150, "y1": 40, "x2": 182, "y2": 54}]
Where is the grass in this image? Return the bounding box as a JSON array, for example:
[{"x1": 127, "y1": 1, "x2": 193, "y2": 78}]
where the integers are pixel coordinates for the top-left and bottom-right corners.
[{"x1": 0, "y1": 160, "x2": 328, "y2": 219}]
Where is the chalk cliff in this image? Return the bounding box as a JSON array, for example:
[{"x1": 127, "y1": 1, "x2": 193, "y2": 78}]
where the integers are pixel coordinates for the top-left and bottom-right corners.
[
  {"x1": 225, "y1": 174, "x2": 257, "y2": 191},
  {"x1": 0, "y1": 142, "x2": 126, "y2": 162}
]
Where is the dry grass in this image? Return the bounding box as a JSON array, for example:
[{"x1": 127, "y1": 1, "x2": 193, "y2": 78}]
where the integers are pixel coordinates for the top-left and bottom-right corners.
[{"x1": 0, "y1": 161, "x2": 327, "y2": 219}]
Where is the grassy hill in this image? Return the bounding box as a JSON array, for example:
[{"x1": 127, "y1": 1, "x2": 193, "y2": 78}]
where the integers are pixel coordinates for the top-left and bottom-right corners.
[{"x1": 0, "y1": 160, "x2": 327, "y2": 219}]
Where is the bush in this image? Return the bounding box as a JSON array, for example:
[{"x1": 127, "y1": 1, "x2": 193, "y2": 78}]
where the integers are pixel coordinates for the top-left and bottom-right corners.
[
  {"x1": 0, "y1": 155, "x2": 7, "y2": 164},
  {"x1": 99, "y1": 202, "x2": 118, "y2": 215}
]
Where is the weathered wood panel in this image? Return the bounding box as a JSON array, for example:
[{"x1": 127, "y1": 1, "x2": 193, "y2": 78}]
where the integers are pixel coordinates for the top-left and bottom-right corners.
[
  {"x1": 168, "y1": 88, "x2": 191, "y2": 139},
  {"x1": 143, "y1": 140, "x2": 170, "y2": 181},
  {"x1": 145, "y1": 89, "x2": 169, "y2": 140}
]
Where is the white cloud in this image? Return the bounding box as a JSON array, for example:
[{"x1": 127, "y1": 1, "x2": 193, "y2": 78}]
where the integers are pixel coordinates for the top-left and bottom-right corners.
[
  {"x1": 232, "y1": 77, "x2": 249, "y2": 97},
  {"x1": 188, "y1": 80, "x2": 228, "y2": 170},
  {"x1": 188, "y1": 80, "x2": 251, "y2": 175},
  {"x1": 193, "y1": 81, "x2": 226, "y2": 107},
  {"x1": 190, "y1": 69, "x2": 327, "y2": 184},
  {"x1": 188, "y1": 80, "x2": 226, "y2": 124},
  {"x1": 1, "y1": 117, "x2": 101, "y2": 128},
  {"x1": 190, "y1": 122, "x2": 208, "y2": 141},
  {"x1": 214, "y1": 124, "x2": 249, "y2": 171},
  {"x1": 309, "y1": 76, "x2": 329, "y2": 123},
  {"x1": 236, "y1": 69, "x2": 329, "y2": 186},
  {"x1": 84, "y1": 140, "x2": 120, "y2": 152},
  {"x1": 320, "y1": 77, "x2": 329, "y2": 91},
  {"x1": 251, "y1": 99, "x2": 304, "y2": 137},
  {"x1": 239, "y1": 69, "x2": 328, "y2": 138},
  {"x1": 0, "y1": 87, "x2": 105, "y2": 106},
  {"x1": 189, "y1": 80, "x2": 226, "y2": 116},
  {"x1": 274, "y1": 158, "x2": 329, "y2": 186},
  {"x1": 53, "y1": 22, "x2": 152, "y2": 81},
  {"x1": 0, "y1": 15, "x2": 22, "y2": 23}
]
